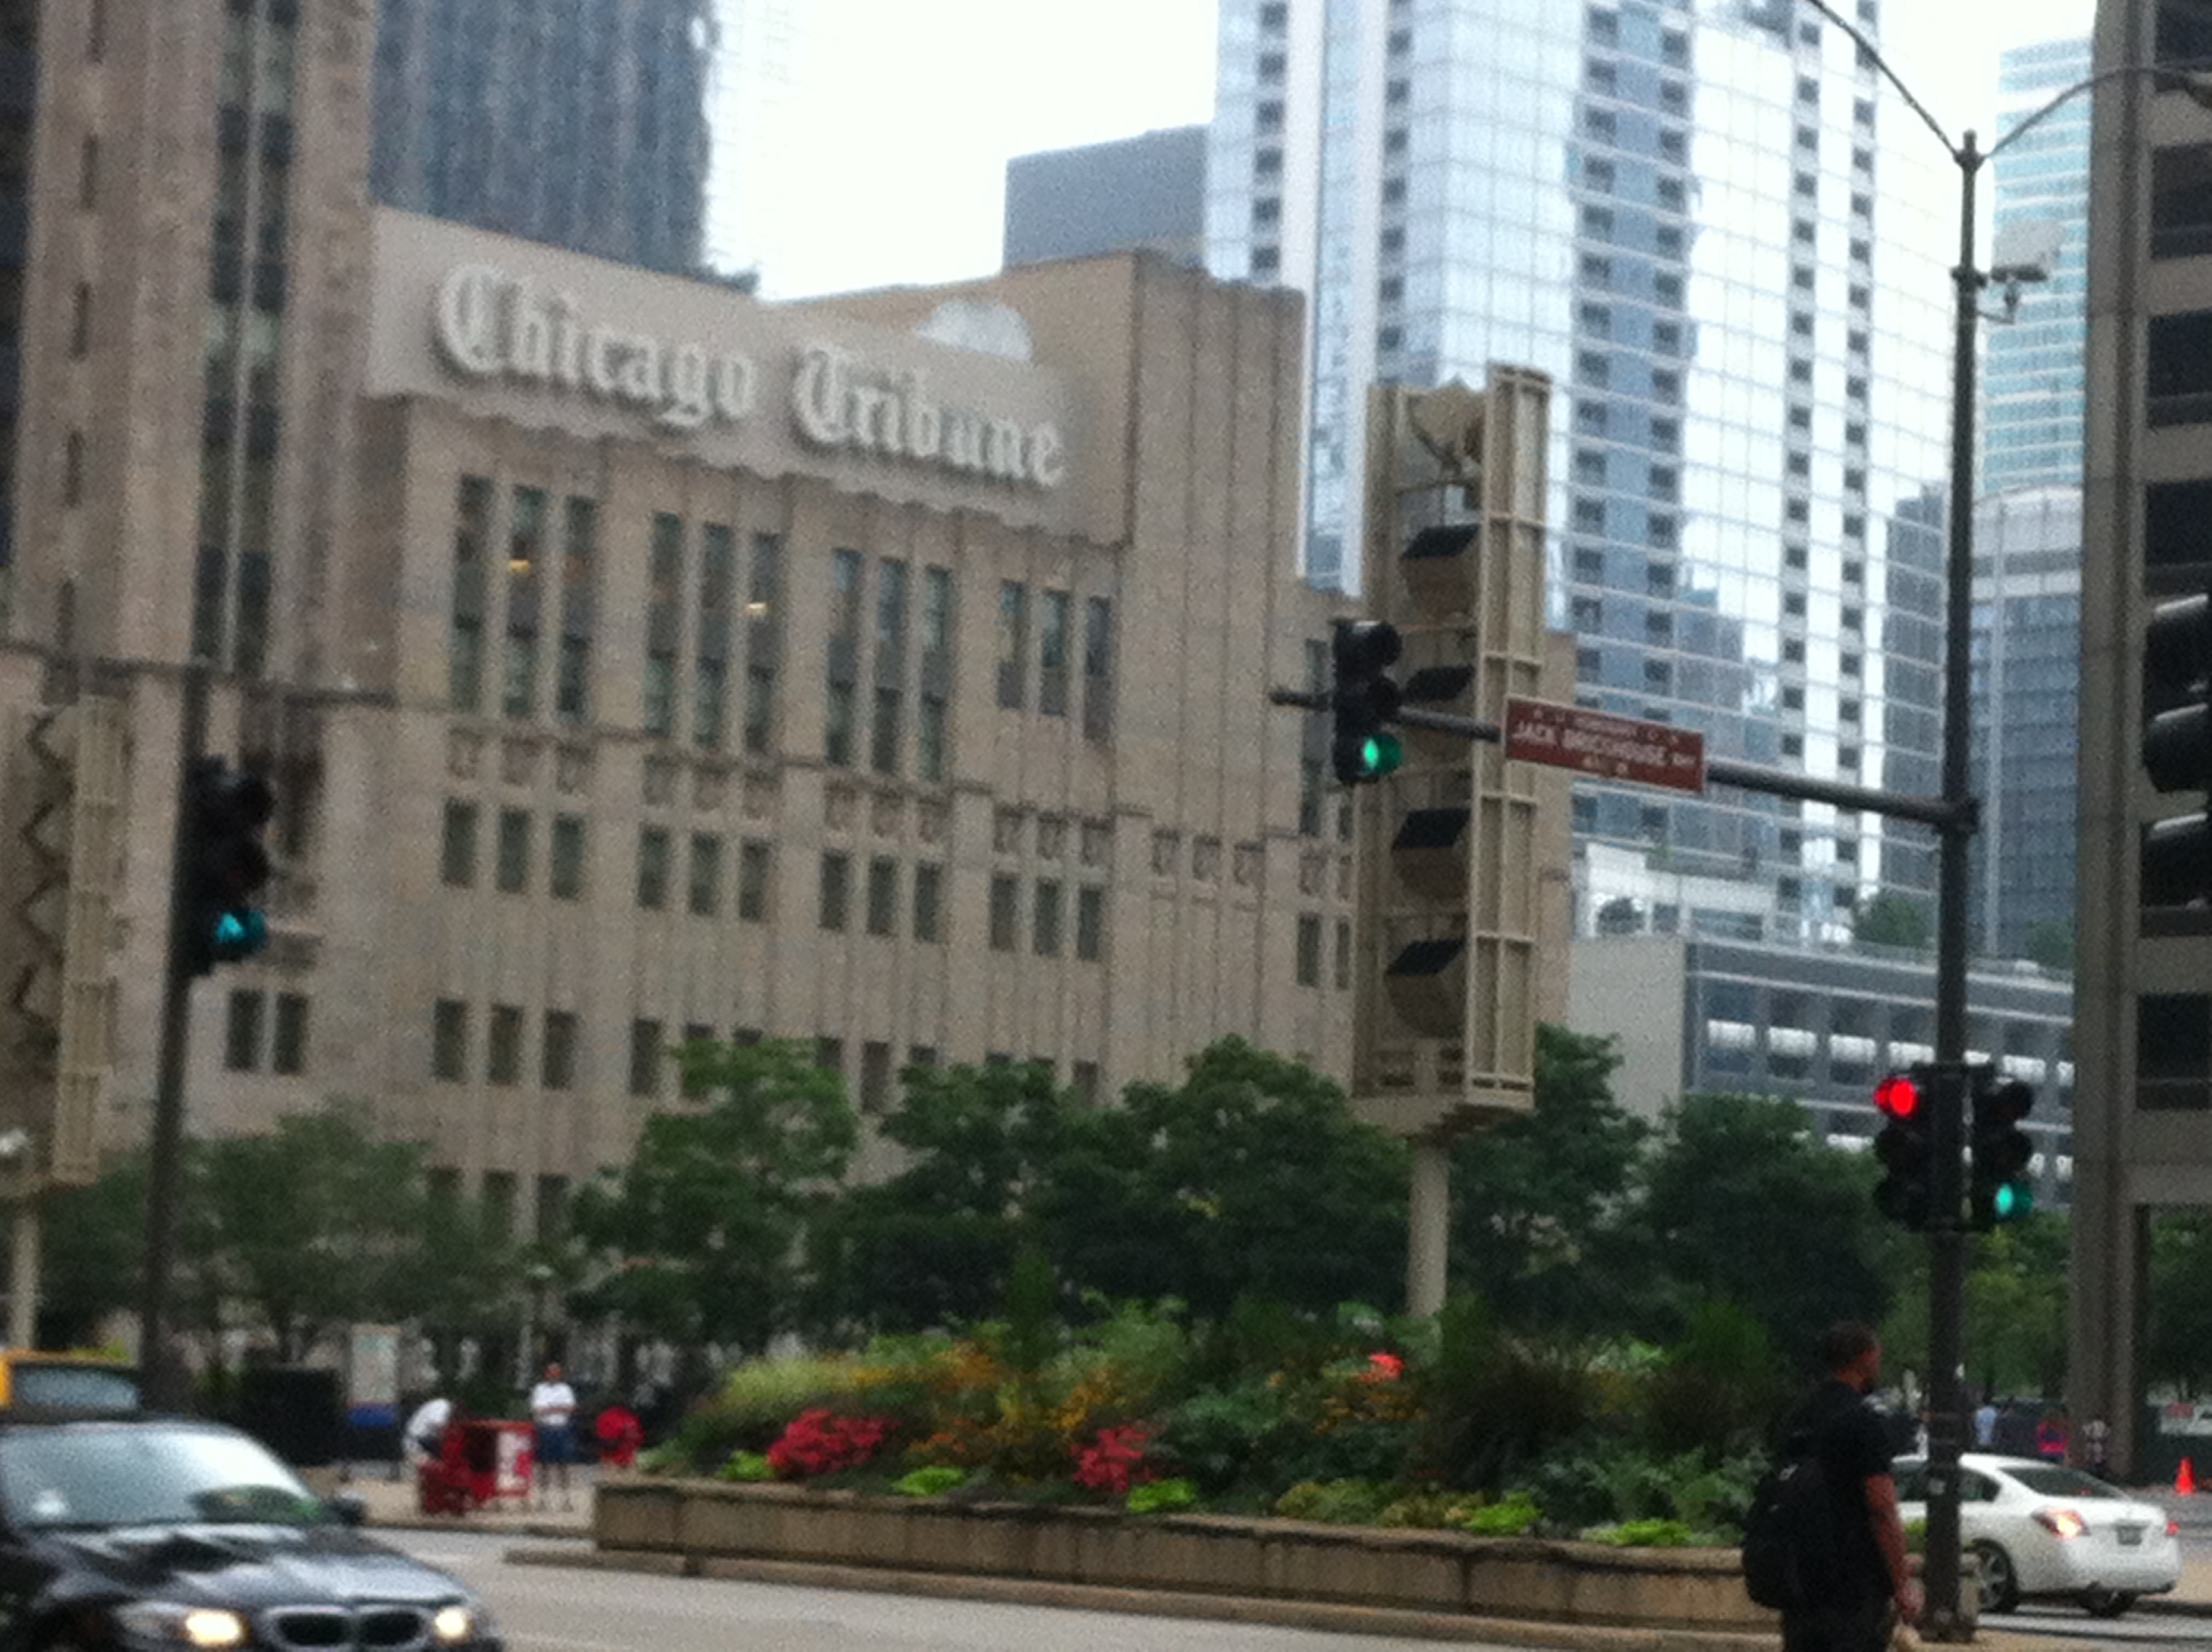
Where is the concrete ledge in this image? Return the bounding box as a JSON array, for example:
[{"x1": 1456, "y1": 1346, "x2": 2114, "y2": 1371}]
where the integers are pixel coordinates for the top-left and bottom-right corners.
[{"x1": 595, "y1": 1480, "x2": 1776, "y2": 1632}]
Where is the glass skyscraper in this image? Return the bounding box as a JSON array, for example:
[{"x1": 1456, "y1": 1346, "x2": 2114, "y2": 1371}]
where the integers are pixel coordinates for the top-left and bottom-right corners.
[
  {"x1": 1984, "y1": 37, "x2": 2092, "y2": 494},
  {"x1": 1209, "y1": 0, "x2": 1954, "y2": 939}
]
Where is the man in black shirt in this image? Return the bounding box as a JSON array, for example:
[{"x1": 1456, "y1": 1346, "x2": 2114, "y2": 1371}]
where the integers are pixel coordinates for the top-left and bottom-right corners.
[{"x1": 1779, "y1": 1322, "x2": 1920, "y2": 1652}]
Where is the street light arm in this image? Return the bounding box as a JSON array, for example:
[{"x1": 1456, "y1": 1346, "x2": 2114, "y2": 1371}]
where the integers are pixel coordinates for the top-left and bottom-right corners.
[
  {"x1": 1796, "y1": 0, "x2": 1958, "y2": 159},
  {"x1": 1987, "y1": 61, "x2": 2212, "y2": 162}
]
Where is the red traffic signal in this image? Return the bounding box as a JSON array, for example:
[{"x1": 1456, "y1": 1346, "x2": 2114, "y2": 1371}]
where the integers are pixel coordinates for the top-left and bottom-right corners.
[{"x1": 1874, "y1": 1072, "x2": 1921, "y2": 1120}]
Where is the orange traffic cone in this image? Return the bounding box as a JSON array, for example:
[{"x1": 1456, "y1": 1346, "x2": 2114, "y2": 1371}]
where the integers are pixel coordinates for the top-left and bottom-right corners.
[{"x1": 2179, "y1": 1457, "x2": 2197, "y2": 1496}]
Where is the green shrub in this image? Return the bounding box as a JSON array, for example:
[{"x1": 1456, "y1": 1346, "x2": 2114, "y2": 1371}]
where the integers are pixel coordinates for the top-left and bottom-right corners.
[
  {"x1": 1156, "y1": 1384, "x2": 1282, "y2": 1493},
  {"x1": 1461, "y1": 1495, "x2": 1541, "y2": 1536},
  {"x1": 657, "y1": 1356, "x2": 859, "y2": 1473},
  {"x1": 1409, "y1": 1296, "x2": 1603, "y2": 1491},
  {"x1": 1639, "y1": 1300, "x2": 1789, "y2": 1460},
  {"x1": 718, "y1": 1450, "x2": 772, "y2": 1482},
  {"x1": 1272, "y1": 1478, "x2": 1394, "y2": 1524},
  {"x1": 893, "y1": 1465, "x2": 968, "y2": 1498},
  {"x1": 1582, "y1": 1517, "x2": 1701, "y2": 1547},
  {"x1": 1376, "y1": 1490, "x2": 1477, "y2": 1529},
  {"x1": 1126, "y1": 1477, "x2": 1198, "y2": 1515}
]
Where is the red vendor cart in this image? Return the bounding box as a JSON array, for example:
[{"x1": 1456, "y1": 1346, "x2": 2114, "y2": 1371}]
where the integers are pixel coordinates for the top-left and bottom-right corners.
[{"x1": 416, "y1": 1418, "x2": 534, "y2": 1515}]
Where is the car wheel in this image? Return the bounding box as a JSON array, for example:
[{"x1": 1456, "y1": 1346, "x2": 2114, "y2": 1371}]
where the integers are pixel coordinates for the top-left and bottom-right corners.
[
  {"x1": 1970, "y1": 1540, "x2": 2021, "y2": 1614},
  {"x1": 2080, "y1": 1588, "x2": 2136, "y2": 1619}
]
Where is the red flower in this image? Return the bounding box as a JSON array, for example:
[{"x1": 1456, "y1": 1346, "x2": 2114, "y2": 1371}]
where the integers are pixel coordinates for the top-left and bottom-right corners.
[
  {"x1": 1365, "y1": 1352, "x2": 1404, "y2": 1381},
  {"x1": 765, "y1": 1410, "x2": 896, "y2": 1480},
  {"x1": 1072, "y1": 1424, "x2": 1156, "y2": 1496}
]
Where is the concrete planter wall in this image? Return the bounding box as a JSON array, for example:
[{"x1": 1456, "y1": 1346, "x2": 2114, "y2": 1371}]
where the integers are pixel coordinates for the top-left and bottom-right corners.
[{"x1": 595, "y1": 1479, "x2": 1778, "y2": 1630}]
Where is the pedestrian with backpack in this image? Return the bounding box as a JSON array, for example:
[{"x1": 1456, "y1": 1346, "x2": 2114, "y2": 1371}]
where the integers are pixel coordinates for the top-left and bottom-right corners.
[{"x1": 1746, "y1": 1321, "x2": 1920, "y2": 1651}]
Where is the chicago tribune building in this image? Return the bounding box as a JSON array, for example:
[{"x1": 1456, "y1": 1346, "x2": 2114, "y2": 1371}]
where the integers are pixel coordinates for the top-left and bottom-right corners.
[{"x1": 0, "y1": 1, "x2": 1350, "y2": 1232}]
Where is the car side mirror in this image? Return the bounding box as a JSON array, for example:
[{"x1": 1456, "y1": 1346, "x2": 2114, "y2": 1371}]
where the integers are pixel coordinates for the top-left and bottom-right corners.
[{"x1": 326, "y1": 1492, "x2": 368, "y2": 1528}]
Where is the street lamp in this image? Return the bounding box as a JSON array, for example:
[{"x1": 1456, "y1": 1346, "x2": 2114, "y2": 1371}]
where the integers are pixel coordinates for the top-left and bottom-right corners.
[{"x1": 1800, "y1": 3, "x2": 2209, "y2": 1636}]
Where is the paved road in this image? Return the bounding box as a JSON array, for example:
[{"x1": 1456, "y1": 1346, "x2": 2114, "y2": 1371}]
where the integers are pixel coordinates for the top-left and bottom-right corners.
[{"x1": 379, "y1": 1530, "x2": 1541, "y2": 1652}]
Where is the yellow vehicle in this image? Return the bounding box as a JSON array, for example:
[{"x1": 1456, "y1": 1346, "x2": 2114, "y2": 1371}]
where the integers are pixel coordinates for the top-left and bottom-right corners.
[{"x1": 0, "y1": 1351, "x2": 138, "y2": 1411}]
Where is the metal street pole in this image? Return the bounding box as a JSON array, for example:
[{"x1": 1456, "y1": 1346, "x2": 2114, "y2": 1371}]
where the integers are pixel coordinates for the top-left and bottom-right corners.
[
  {"x1": 137, "y1": 665, "x2": 208, "y2": 1411},
  {"x1": 1918, "y1": 126, "x2": 1985, "y2": 1644}
]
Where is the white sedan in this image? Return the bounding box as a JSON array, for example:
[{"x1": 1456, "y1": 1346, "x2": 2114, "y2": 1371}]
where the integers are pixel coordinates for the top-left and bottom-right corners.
[{"x1": 1894, "y1": 1453, "x2": 2180, "y2": 1619}]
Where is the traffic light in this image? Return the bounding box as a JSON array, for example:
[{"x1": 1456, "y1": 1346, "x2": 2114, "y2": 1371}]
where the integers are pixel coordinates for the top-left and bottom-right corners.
[
  {"x1": 175, "y1": 758, "x2": 275, "y2": 978},
  {"x1": 1871, "y1": 1069, "x2": 1935, "y2": 1230},
  {"x1": 1330, "y1": 619, "x2": 1404, "y2": 784},
  {"x1": 2141, "y1": 592, "x2": 2211, "y2": 906},
  {"x1": 1968, "y1": 1071, "x2": 2035, "y2": 1230}
]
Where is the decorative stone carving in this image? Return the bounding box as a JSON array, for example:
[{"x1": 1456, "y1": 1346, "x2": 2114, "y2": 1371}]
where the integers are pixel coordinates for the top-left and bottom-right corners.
[
  {"x1": 1080, "y1": 820, "x2": 1113, "y2": 867},
  {"x1": 445, "y1": 730, "x2": 482, "y2": 779},
  {"x1": 917, "y1": 800, "x2": 949, "y2": 844},
  {"x1": 1232, "y1": 842, "x2": 1263, "y2": 887},
  {"x1": 555, "y1": 744, "x2": 592, "y2": 794},
  {"x1": 742, "y1": 776, "x2": 777, "y2": 819},
  {"x1": 1036, "y1": 815, "x2": 1067, "y2": 860},
  {"x1": 1151, "y1": 830, "x2": 1179, "y2": 877},
  {"x1": 1191, "y1": 836, "x2": 1221, "y2": 881},
  {"x1": 642, "y1": 759, "x2": 678, "y2": 807},
  {"x1": 694, "y1": 765, "x2": 728, "y2": 812},
  {"x1": 825, "y1": 782, "x2": 859, "y2": 833},
  {"x1": 993, "y1": 808, "x2": 1026, "y2": 855},
  {"x1": 1300, "y1": 852, "x2": 1329, "y2": 897},
  {"x1": 501, "y1": 738, "x2": 539, "y2": 787},
  {"x1": 871, "y1": 791, "x2": 905, "y2": 838}
]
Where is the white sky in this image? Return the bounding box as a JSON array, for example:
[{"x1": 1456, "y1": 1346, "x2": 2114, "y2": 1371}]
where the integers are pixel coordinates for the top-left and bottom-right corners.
[{"x1": 754, "y1": 0, "x2": 2099, "y2": 301}]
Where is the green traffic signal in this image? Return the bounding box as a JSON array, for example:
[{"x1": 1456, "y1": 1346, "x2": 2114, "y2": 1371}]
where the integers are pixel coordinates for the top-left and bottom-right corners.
[
  {"x1": 1357, "y1": 731, "x2": 1406, "y2": 779},
  {"x1": 1992, "y1": 1182, "x2": 2030, "y2": 1221}
]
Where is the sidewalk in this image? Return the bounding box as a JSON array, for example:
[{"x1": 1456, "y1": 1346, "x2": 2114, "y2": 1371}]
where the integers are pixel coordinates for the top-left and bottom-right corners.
[{"x1": 334, "y1": 1463, "x2": 598, "y2": 1539}]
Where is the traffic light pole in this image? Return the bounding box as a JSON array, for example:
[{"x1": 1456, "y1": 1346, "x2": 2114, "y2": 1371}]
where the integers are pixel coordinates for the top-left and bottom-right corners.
[{"x1": 137, "y1": 665, "x2": 208, "y2": 1412}]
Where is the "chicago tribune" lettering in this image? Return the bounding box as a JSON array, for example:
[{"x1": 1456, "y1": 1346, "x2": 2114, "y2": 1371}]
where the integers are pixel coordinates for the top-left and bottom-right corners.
[{"x1": 789, "y1": 344, "x2": 1066, "y2": 490}]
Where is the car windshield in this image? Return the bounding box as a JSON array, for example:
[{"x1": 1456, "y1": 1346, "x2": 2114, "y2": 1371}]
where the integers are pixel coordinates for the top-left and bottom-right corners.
[
  {"x1": 2005, "y1": 1464, "x2": 2126, "y2": 1500},
  {"x1": 9, "y1": 1365, "x2": 138, "y2": 1411},
  {"x1": 0, "y1": 1425, "x2": 329, "y2": 1529}
]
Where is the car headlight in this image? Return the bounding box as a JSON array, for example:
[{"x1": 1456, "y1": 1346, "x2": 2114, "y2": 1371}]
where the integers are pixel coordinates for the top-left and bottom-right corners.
[
  {"x1": 431, "y1": 1603, "x2": 486, "y2": 1644},
  {"x1": 114, "y1": 1603, "x2": 249, "y2": 1648}
]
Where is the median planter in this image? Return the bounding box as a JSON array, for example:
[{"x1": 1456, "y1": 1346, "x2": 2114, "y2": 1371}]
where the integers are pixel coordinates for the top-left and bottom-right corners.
[{"x1": 595, "y1": 1479, "x2": 1776, "y2": 1631}]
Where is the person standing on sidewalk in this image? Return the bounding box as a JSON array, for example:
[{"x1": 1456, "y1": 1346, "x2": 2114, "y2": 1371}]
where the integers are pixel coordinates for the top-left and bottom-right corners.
[
  {"x1": 1778, "y1": 1323, "x2": 1920, "y2": 1652},
  {"x1": 529, "y1": 1362, "x2": 579, "y2": 1511}
]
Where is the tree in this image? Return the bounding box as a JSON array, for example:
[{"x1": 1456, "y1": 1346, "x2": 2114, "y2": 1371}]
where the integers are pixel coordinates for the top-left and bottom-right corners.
[
  {"x1": 39, "y1": 1155, "x2": 150, "y2": 1347},
  {"x1": 192, "y1": 1103, "x2": 432, "y2": 1360},
  {"x1": 2147, "y1": 1212, "x2": 2212, "y2": 1396},
  {"x1": 1030, "y1": 1038, "x2": 1407, "y2": 1318},
  {"x1": 1621, "y1": 1091, "x2": 1895, "y2": 1360},
  {"x1": 1449, "y1": 1025, "x2": 1647, "y2": 1332},
  {"x1": 1854, "y1": 892, "x2": 1932, "y2": 951},
  {"x1": 571, "y1": 1038, "x2": 855, "y2": 1357},
  {"x1": 809, "y1": 1060, "x2": 1069, "y2": 1333}
]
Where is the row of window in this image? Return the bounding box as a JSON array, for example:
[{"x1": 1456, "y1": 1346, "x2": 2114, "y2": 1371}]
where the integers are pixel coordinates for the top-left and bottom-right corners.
[
  {"x1": 424, "y1": 1003, "x2": 1104, "y2": 1113},
  {"x1": 984, "y1": 875, "x2": 1108, "y2": 961},
  {"x1": 222, "y1": 988, "x2": 311, "y2": 1075}
]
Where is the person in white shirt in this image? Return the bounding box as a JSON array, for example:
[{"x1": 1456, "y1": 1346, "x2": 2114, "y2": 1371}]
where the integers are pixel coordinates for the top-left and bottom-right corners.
[
  {"x1": 528, "y1": 1361, "x2": 579, "y2": 1509},
  {"x1": 403, "y1": 1394, "x2": 452, "y2": 1469}
]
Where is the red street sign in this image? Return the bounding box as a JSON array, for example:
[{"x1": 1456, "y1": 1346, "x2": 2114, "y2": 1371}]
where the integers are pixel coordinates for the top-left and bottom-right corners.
[{"x1": 1503, "y1": 697, "x2": 1707, "y2": 794}]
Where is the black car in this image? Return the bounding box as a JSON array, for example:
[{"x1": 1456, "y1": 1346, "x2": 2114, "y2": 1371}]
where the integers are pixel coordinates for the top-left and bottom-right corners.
[{"x1": 0, "y1": 1414, "x2": 501, "y2": 1652}]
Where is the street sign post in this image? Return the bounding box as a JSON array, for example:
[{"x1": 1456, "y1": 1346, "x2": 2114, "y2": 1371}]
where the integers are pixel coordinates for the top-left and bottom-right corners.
[{"x1": 1503, "y1": 698, "x2": 1706, "y2": 794}]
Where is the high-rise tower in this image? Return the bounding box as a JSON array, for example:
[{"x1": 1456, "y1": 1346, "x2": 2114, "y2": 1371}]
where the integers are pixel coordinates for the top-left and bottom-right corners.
[
  {"x1": 370, "y1": 0, "x2": 713, "y2": 276},
  {"x1": 1208, "y1": 0, "x2": 1954, "y2": 940}
]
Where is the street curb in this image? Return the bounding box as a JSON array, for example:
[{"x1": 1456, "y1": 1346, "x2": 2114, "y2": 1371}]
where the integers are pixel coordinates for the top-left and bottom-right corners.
[
  {"x1": 501, "y1": 1544, "x2": 1777, "y2": 1652},
  {"x1": 370, "y1": 1515, "x2": 592, "y2": 1542}
]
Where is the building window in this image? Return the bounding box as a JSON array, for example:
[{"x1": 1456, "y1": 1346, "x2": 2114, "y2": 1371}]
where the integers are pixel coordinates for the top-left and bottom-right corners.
[
  {"x1": 866, "y1": 857, "x2": 898, "y2": 936},
  {"x1": 449, "y1": 476, "x2": 492, "y2": 712},
  {"x1": 69, "y1": 283, "x2": 90, "y2": 358},
  {"x1": 494, "y1": 808, "x2": 530, "y2": 893},
  {"x1": 989, "y1": 875, "x2": 1019, "y2": 952},
  {"x1": 635, "y1": 827, "x2": 670, "y2": 910},
  {"x1": 2139, "y1": 994, "x2": 2212, "y2": 1110},
  {"x1": 550, "y1": 814, "x2": 585, "y2": 899},
  {"x1": 439, "y1": 801, "x2": 477, "y2": 887},
  {"x1": 694, "y1": 522, "x2": 731, "y2": 747},
  {"x1": 688, "y1": 833, "x2": 721, "y2": 916},
  {"x1": 1295, "y1": 915, "x2": 1323, "y2": 986},
  {"x1": 224, "y1": 989, "x2": 263, "y2": 1072},
  {"x1": 486, "y1": 1004, "x2": 524, "y2": 1086},
  {"x1": 921, "y1": 566, "x2": 953, "y2": 658},
  {"x1": 913, "y1": 862, "x2": 943, "y2": 942},
  {"x1": 917, "y1": 696, "x2": 947, "y2": 782},
  {"x1": 1083, "y1": 596, "x2": 1115, "y2": 740},
  {"x1": 628, "y1": 1018, "x2": 664, "y2": 1098},
  {"x1": 819, "y1": 851, "x2": 851, "y2": 932},
  {"x1": 431, "y1": 999, "x2": 469, "y2": 1082},
  {"x1": 79, "y1": 134, "x2": 97, "y2": 209},
  {"x1": 824, "y1": 681, "x2": 855, "y2": 766},
  {"x1": 1335, "y1": 920, "x2": 1353, "y2": 990},
  {"x1": 736, "y1": 841, "x2": 771, "y2": 922},
  {"x1": 1039, "y1": 591, "x2": 1070, "y2": 717},
  {"x1": 503, "y1": 487, "x2": 545, "y2": 718},
  {"x1": 556, "y1": 497, "x2": 595, "y2": 724},
  {"x1": 61, "y1": 430, "x2": 84, "y2": 506},
  {"x1": 271, "y1": 992, "x2": 308, "y2": 1074},
  {"x1": 997, "y1": 581, "x2": 1027, "y2": 708},
  {"x1": 870, "y1": 686, "x2": 901, "y2": 773},
  {"x1": 1076, "y1": 886, "x2": 1104, "y2": 962},
  {"x1": 643, "y1": 512, "x2": 682, "y2": 736},
  {"x1": 541, "y1": 1010, "x2": 578, "y2": 1091},
  {"x1": 743, "y1": 533, "x2": 781, "y2": 753},
  {"x1": 1033, "y1": 880, "x2": 1062, "y2": 956}
]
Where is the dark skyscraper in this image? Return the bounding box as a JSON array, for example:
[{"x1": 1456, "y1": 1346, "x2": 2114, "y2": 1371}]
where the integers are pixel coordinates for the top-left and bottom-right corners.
[{"x1": 370, "y1": 0, "x2": 712, "y2": 275}]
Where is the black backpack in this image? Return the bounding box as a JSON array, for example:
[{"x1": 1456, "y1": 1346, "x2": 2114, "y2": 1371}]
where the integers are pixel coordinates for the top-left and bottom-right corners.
[{"x1": 1741, "y1": 1431, "x2": 1842, "y2": 1611}]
